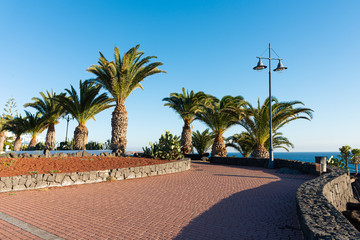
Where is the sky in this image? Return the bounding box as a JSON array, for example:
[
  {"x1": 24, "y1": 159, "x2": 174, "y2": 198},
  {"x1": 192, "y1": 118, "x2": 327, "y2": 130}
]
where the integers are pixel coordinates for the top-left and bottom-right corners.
[{"x1": 0, "y1": 0, "x2": 359, "y2": 152}]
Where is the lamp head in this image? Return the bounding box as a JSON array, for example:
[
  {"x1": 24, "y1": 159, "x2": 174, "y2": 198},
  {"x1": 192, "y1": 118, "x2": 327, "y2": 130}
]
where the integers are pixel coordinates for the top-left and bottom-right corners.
[
  {"x1": 253, "y1": 59, "x2": 267, "y2": 70},
  {"x1": 274, "y1": 60, "x2": 287, "y2": 72}
]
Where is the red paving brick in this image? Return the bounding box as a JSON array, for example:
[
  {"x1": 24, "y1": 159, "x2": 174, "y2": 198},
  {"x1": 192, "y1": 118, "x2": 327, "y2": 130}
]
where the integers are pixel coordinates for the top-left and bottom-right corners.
[{"x1": 0, "y1": 162, "x2": 314, "y2": 239}]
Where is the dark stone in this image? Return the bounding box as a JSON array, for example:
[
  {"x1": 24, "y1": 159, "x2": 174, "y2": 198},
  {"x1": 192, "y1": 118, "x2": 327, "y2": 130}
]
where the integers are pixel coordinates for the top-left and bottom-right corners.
[
  {"x1": 9, "y1": 152, "x2": 18, "y2": 158},
  {"x1": 82, "y1": 151, "x2": 90, "y2": 157},
  {"x1": 112, "y1": 148, "x2": 125, "y2": 157},
  {"x1": 343, "y1": 210, "x2": 360, "y2": 231},
  {"x1": 20, "y1": 153, "x2": 30, "y2": 158},
  {"x1": 44, "y1": 149, "x2": 51, "y2": 158},
  {"x1": 75, "y1": 151, "x2": 83, "y2": 157},
  {"x1": 347, "y1": 202, "x2": 360, "y2": 211}
]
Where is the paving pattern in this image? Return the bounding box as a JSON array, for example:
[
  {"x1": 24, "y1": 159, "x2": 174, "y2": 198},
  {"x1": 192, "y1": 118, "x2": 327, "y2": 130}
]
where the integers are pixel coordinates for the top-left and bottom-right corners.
[{"x1": 0, "y1": 162, "x2": 314, "y2": 240}]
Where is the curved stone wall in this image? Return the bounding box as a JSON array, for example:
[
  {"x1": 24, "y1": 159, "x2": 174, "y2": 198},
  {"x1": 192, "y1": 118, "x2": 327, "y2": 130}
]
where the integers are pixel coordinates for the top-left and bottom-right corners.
[
  {"x1": 296, "y1": 166, "x2": 360, "y2": 239},
  {"x1": 0, "y1": 158, "x2": 191, "y2": 193}
]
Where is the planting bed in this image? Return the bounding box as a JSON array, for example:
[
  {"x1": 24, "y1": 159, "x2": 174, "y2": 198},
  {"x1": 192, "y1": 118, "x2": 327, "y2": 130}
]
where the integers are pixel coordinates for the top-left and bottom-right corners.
[{"x1": 0, "y1": 156, "x2": 172, "y2": 177}]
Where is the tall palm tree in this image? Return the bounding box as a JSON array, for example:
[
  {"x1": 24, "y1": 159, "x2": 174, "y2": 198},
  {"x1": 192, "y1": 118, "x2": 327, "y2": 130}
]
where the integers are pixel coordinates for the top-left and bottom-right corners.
[
  {"x1": 163, "y1": 88, "x2": 207, "y2": 154},
  {"x1": 239, "y1": 97, "x2": 313, "y2": 158},
  {"x1": 23, "y1": 111, "x2": 47, "y2": 149},
  {"x1": 195, "y1": 95, "x2": 245, "y2": 157},
  {"x1": 192, "y1": 129, "x2": 214, "y2": 155},
  {"x1": 0, "y1": 119, "x2": 5, "y2": 152},
  {"x1": 24, "y1": 91, "x2": 65, "y2": 150},
  {"x1": 55, "y1": 80, "x2": 113, "y2": 150},
  {"x1": 3, "y1": 116, "x2": 27, "y2": 151},
  {"x1": 87, "y1": 45, "x2": 165, "y2": 154}
]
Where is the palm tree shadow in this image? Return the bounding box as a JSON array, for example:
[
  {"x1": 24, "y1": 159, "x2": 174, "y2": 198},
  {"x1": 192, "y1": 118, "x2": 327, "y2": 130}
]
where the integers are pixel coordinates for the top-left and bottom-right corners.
[{"x1": 174, "y1": 175, "x2": 306, "y2": 240}]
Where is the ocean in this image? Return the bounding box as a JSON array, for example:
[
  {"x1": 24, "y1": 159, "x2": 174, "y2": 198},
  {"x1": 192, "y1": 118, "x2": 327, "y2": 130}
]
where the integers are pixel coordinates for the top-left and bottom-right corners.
[{"x1": 228, "y1": 151, "x2": 357, "y2": 173}]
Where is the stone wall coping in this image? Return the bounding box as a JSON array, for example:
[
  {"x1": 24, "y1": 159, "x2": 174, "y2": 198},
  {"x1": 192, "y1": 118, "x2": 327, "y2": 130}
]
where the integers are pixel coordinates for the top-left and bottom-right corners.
[{"x1": 0, "y1": 158, "x2": 191, "y2": 193}]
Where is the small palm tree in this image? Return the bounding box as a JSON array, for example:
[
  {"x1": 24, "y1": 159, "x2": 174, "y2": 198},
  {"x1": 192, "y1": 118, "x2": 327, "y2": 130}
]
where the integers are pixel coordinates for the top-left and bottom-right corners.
[
  {"x1": 25, "y1": 91, "x2": 66, "y2": 150},
  {"x1": 87, "y1": 45, "x2": 165, "y2": 154},
  {"x1": 225, "y1": 133, "x2": 253, "y2": 158},
  {"x1": 339, "y1": 145, "x2": 352, "y2": 168},
  {"x1": 163, "y1": 88, "x2": 207, "y2": 154},
  {"x1": 3, "y1": 116, "x2": 27, "y2": 151},
  {"x1": 55, "y1": 80, "x2": 113, "y2": 150},
  {"x1": 351, "y1": 149, "x2": 360, "y2": 174},
  {"x1": 195, "y1": 95, "x2": 245, "y2": 157},
  {"x1": 192, "y1": 129, "x2": 214, "y2": 155},
  {"x1": 23, "y1": 111, "x2": 47, "y2": 149},
  {"x1": 239, "y1": 97, "x2": 313, "y2": 158}
]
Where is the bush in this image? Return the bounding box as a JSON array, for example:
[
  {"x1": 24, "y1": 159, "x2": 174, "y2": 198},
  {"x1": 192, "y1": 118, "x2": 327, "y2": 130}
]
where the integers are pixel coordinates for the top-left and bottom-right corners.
[
  {"x1": 142, "y1": 131, "x2": 183, "y2": 160},
  {"x1": 86, "y1": 141, "x2": 103, "y2": 150},
  {"x1": 27, "y1": 142, "x2": 45, "y2": 150},
  {"x1": 57, "y1": 140, "x2": 74, "y2": 150}
]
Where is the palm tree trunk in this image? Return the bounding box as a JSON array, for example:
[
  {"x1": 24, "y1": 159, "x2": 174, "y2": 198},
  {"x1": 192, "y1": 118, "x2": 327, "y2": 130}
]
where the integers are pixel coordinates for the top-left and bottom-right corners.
[
  {"x1": 251, "y1": 144, "x2": 269, "y2": 158},
  {"x1": 0, "y1": 131, "x2": 5, "y2": 151},
  {"x1": 211, "y1": 134, "x2": 227, "y2": 157},
  {"x1": 74, "y1": 124, "x2": 88, "y2": 150},
  {"x1": 45, "y1": 123, "x2": 56, "y2": 150},
  {"x1": 28, "y1": 135, "x2": 37, "y2": 149},
  {"x1": 110, "y1": 103, "x2": 127, "y2": 154},
  {"x1": 181, "y1": 122, "x2": 192, "y2": 154},
  {"x1": 14, "y1": 135, "x2": 21, "y2": 151}
]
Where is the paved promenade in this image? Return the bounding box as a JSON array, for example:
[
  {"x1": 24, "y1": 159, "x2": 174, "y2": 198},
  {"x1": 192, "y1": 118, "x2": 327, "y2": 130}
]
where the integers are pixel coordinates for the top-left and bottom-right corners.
[{"x1": 0, "y1": 162, "x2": 313, "y2": 240}]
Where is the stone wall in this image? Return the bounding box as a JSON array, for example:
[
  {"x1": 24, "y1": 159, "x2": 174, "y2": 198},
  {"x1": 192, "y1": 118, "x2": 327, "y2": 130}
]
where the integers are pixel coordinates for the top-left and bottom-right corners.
[
  {"x1": 0, "y1": 159, "x2": 191, "y2": 193},
  {"x1": 297, "y1": 166, "x2": 360, "y2": 239},
  {"x1": 210, "y1": 157, "x2": 317, "y2": 174}
]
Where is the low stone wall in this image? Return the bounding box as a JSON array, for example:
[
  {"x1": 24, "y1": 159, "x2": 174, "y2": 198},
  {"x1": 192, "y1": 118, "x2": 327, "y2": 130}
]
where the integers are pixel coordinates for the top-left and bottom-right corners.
[
  {"x1": 0, "y1": 158, "x2": 191, "y2": 193},
  {"x1": 210, "y1": 156, "x2": 360, "y2": 239},
  {"x1": 209, "y1": 157, "x2": 317, "y2": 174},
  {"x1": 297, "y1": 166, "x2": 360, "y2": 239}
]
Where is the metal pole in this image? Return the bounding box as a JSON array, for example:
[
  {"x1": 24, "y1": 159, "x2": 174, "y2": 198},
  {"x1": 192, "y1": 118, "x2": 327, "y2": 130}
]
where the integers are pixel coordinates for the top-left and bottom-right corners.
[
  {"x1": 65, "y1": 116, "x2": 69, "y2": 142},
  {"x1": 268, "y1": 43, "x2": 274, "y2": 168}
]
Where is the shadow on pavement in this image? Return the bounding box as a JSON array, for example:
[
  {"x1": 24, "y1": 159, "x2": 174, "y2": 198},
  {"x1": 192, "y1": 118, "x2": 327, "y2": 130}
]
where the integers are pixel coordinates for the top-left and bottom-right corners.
[{"x1": 174, "y1": 176, "x2": 305, "y2": 240}]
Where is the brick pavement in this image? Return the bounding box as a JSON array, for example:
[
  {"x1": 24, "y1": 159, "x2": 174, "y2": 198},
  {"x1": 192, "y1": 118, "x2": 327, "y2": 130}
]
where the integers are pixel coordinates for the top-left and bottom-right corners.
[{"x1": 0, "y1": 162, "x2": 313, "y2": 239}]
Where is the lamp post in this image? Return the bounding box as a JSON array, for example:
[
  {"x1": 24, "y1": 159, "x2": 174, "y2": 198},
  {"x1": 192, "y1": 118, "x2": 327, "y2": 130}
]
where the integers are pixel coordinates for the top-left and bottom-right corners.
[{"x1": 253, "y1": 43, "x2": 287, "y2": 168}]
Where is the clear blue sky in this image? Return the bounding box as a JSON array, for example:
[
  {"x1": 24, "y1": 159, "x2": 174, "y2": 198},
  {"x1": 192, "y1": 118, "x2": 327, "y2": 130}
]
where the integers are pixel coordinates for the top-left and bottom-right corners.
[{"x1": 1, "y1": 0, "x2": 359, "y2": 152}]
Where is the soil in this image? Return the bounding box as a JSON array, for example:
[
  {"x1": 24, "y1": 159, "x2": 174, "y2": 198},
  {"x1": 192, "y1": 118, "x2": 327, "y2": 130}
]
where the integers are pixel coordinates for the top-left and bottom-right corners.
[{"x1": 0, "y1": 156, "x2": 173, "y2": 177}]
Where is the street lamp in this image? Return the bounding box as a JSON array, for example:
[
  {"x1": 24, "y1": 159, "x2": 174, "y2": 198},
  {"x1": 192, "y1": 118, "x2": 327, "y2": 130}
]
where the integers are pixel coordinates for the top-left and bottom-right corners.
[{"x1": 253, "y1": 43, "x2": 287, "y2": 168}]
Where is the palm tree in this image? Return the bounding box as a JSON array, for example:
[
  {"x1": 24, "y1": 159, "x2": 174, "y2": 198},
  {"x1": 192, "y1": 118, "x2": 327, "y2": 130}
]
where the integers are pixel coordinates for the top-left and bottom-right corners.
[
  {"x1": 87, "y1": 45, "x2": 165, "y2": 154},
  {"x1": 226, "y1": 131, "x2": 294, "y2": 158},
  {"x1": 239, "y1": 97, "x2": 313, "y2": 158},
  {"x1": 225, "y1": 133, "x2": 253, "y2": 158},
  {"x1": 339, "y1": 145, "x2": 351, "y2": 169},
  {"x1": 55, "y1": 80, "x2": 113, "y2": 150},
  {"x1": 0, "y1": 119, "x2": 5, "y2": 152},
  {"x1": 195, "y1": 95, "x2": 245, "y2": 157},
  {"x1": 23, "y1": 111, "x2": 47, "y2": 149},
  {"x1": 351, "y1": 148, "x2": 360, "y2": 174},
  {"x1": 24, "y1": 91, "x2": 65, "y2": 150},
  {"x1": 192, "y1": 129, "x2": 214, "y2": 155},
  {"x1": 3, "y1": 116, "x2": 27, "y2": 151},
  {"x1": 163, "y1": 88, "x2": 207, "y2": 154}
]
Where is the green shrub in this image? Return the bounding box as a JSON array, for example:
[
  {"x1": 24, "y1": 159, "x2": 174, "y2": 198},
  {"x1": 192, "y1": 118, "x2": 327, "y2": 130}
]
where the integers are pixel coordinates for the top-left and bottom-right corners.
[
  {"x1": 57, "y1": 140, "x2": 74, "y2": 150},
  {"x1": 27, "y1": 142, "x2": 45, "y2": 150},
  {"x1": 143, "y1": 131, "x2": 183, "y2": 160},
  {"x1": 86, "y1": 141, "x2": 103, "y2": 150}
]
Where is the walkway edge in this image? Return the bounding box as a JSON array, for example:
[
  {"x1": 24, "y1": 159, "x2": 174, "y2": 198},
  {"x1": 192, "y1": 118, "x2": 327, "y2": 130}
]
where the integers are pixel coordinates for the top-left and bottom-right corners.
[{"x1": 0, "y1": 211, "x2": 63, "y2": 240}]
